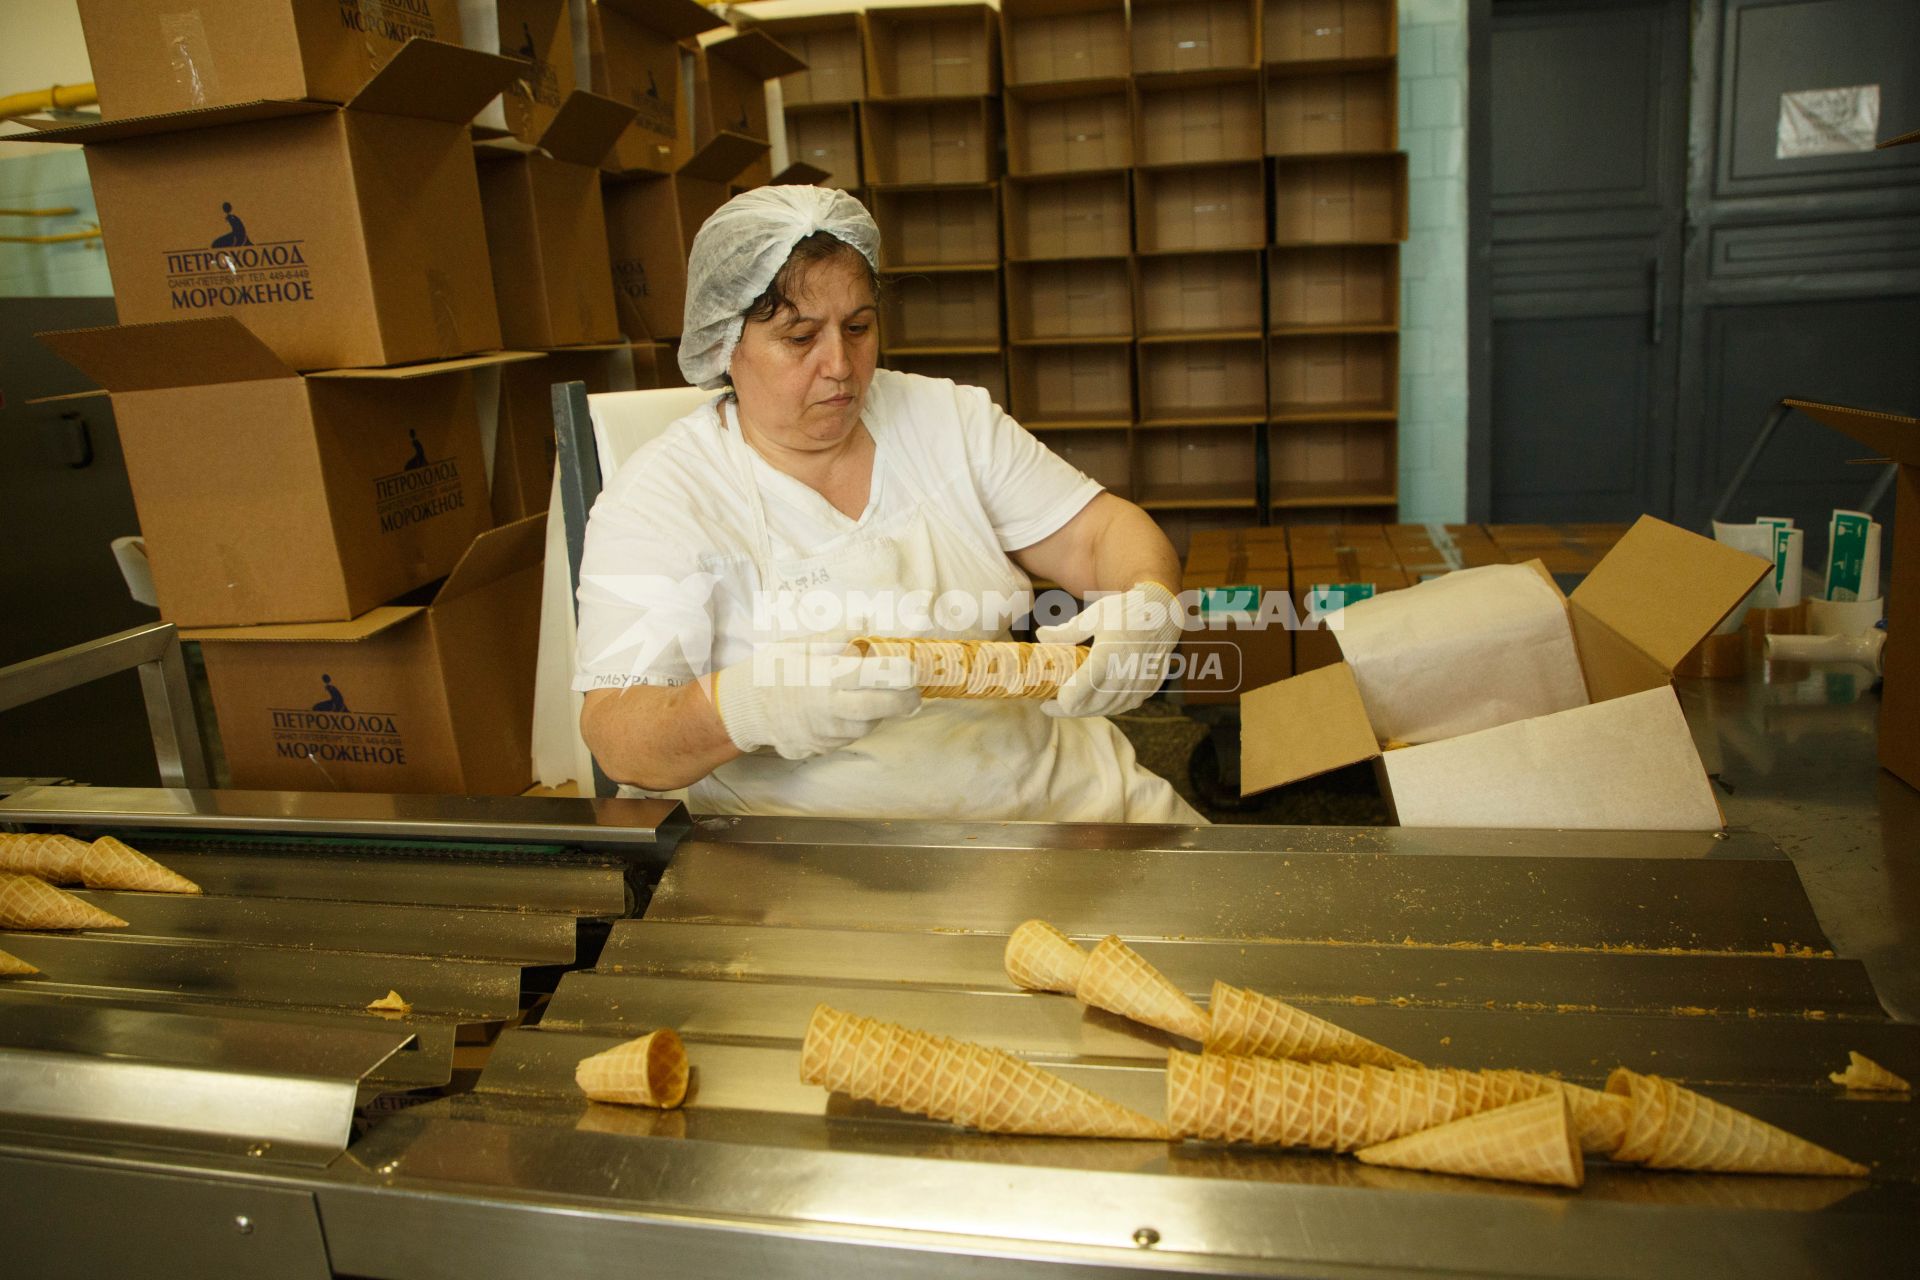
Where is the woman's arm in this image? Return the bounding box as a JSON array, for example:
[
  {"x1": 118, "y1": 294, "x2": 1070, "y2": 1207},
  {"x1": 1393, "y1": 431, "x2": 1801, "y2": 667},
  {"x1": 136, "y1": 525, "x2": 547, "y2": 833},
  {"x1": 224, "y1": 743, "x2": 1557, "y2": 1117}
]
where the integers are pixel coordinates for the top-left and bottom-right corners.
[
  {"x1": 580, "y1": 679, "x2": 741, "y2": 791},
  {"x1": 1009, "y1": 491, "x2": 1183, "y2": 599}
]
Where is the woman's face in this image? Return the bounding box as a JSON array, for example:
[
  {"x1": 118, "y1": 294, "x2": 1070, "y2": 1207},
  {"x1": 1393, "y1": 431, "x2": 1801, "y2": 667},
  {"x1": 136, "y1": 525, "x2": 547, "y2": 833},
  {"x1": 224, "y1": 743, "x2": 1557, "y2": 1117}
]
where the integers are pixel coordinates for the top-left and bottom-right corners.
[{"x1": 728, "y1": 251, "x2": 879, "y2": 451}]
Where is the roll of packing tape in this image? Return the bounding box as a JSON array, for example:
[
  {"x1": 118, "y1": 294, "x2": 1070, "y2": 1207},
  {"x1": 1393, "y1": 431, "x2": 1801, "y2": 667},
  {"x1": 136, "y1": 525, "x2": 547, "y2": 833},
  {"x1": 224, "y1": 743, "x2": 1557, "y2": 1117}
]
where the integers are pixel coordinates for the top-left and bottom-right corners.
[
  {"x1": 1807, "y1": 596, "x2": 1884, "y2": 636},
  {"x1": 1744, "y1": 601, "x2": 1808, "y2": 637}
]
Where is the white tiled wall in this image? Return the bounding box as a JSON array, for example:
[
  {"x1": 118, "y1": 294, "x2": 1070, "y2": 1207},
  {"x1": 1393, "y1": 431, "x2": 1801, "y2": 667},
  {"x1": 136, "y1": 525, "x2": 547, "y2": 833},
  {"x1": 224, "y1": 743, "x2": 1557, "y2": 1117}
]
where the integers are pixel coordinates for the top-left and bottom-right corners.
[
  {"x1": 1396, "y1": 0, "x2": 1468, "y2": 520},
  {"x1": 0, "y1": 148, "x2": 114, "y2": 299}
]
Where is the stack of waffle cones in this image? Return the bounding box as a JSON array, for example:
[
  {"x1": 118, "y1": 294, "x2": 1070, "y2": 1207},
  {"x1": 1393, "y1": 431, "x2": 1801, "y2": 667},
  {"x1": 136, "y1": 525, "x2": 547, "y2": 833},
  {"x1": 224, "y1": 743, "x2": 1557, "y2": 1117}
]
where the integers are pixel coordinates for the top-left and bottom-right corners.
[
  {"x1": 0, "y1": 832, "x2": 199, "y2": 894},
  {"x1": 1354, "y1": 1093, "x2": 1586, "y2": 1188},
  {"x1": 0, "y1": 872, "x2": 127, "y2": 931},
  {"x1": 801, "y1": 1004, "x2": 1165, "y2": 1138},
  {"x1": 848, "y1": 637, "x2": 1087, "y2": 700},
  {"x1": 1207, "y1": 980, "x2": 1420, "y2": 1068},
  {"x1": 577, "y1": 1029, "x2": 691, "y2": 1108},
  {"x1": 1605, "y1": 1068, "x2": 1866, "y2": 1176}
]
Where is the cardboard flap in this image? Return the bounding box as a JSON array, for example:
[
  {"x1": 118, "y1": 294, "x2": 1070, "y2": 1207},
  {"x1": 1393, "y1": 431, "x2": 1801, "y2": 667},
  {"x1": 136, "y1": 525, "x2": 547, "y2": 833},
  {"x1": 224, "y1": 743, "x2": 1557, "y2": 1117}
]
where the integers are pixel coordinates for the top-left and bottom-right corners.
[
  {"x1": 772, "y1": 161, "x2": 832, "y2": 186},
  {"x1": 539, "y1": 91, "x2": 639, "y2": 166},
  {"x1": 1568, "y1": 516, "x2": 1771, "y2": 674},
  {"x1": 38, "y1": 318, "x2": 293, "y2": 392},
  {"x1": 183, "y1": 606, "x2": 424, "y2": 644},
  {"x1": 1240, "y1": 663, "x2": 1382, "y2": 796},
  {"x1": 1786, "y1": 398, "x2": 1920, "y2": 464},
  {"x1": 682, "y1": 130, "x2": 770, "y2": 182},
  {"x1": 347, "y1": 40, "x2": 522, "y2": 125},
  {"x1": 306, "y1": 350, "x2": 544, "y2": 381},
  {"x1": 705, "y1": 29, "x2": 808, "y2": 81},
  {"x1": 602, "y1": 0, "x2": 727, "y2": 41},
  {"x1": 3, "y1": 99, "x2": 330, "y2": 146},
  {"x1": 433, "y1": 514, "x2": 547, "y2": 606}
]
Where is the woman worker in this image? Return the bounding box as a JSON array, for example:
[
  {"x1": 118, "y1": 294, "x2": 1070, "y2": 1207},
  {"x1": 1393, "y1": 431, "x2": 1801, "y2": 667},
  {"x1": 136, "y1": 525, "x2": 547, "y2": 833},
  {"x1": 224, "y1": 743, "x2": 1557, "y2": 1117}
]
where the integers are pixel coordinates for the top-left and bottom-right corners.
[{"x1": 574, "y1": 187, "x2": 1203, "y2": 825}]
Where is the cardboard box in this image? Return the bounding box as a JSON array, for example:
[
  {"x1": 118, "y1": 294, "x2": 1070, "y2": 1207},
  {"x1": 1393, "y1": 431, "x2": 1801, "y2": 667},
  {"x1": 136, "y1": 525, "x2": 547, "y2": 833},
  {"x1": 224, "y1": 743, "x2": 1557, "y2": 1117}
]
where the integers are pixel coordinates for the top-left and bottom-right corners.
[
  {"x1": 39, "y1": 317, "x2": 511, "y2": 627},
  {"x1": 1135, "y1": 424, "x2": 1258, "y2": 503},
  {"x1": 1784, "y1": 400, "x2": 1918, "y2": 790},
  {"x1": 1135, "y1": 163, "x2": 1266, "y2": 252},
  {"x1": 1006, "y1": 82, "x2": 1132, "y2": 175},
  {"x1": 19, "y1": 41, "x2": 516, "y2": 372},
  {"x1": 1133, "y1": 0, "x2": 1259, "y2": 74},
  {"x1": 1263, "y1": 0, "x2": 1397, "y2": 67},
  {"x1": 786, "y1": 104, "x2": 862, "y2": 189},
  {"x1": 865, "y1": 4, "x2": 999, "y2": 99},
  {"x1": 1269, "y1": 245, "x2": 1399, "y2": 329},
  {"x1": 751, "y1": 13, "x2": 866, "y2": 105},
  {"x1": 1285, "y1": 522, "x2": 1398, "y2": 567},
  {"x1": 1009, "y1": 345, "x2": 1134, "y2": 426},
  {"x1": 1181, "y1": 565, "x2": 1294, "y2": 705},
  {"x1": 1133, "y1": 70, "x2": 1264, "y2": 167},
  {"x1": 886, "y1": 351, "x2": 1008, "y2": 407},
  {"x1": 862, "y1": 98, "x2": 999, "y2": 185},
  {"x1": 1446, "y1": 523, "x2": 1508, "y2": 569},
  {"x1": 1136, "y1": 250, "x2": 1264, "y2": 337},
  {"x1": 476, "y1": 92, "x2": 633, "y2": 349},
  {"x1": 1241, "y1": 517, "x2": 1772, "y2": 830},
  {"x1": 1385, "y1": 523, "x2": 1452, "y2": 576},
  {"x1": 489, "y1": 343, "x2": 638, "y2": 521},
  {"x1": 1001, "y1": 0, "x2": 1129, "y2": 85},
  {"x1": 1003, "y1": 172, "x2": 1131, "y2": 259},
  {"x1": 1290, "y1": 564, "x2": 1411, "y2": 671},
  {"x1": 1138, "y1": 341, "x2": 1267, "y2": 425},
  {"x1": 1034, "y1": 427, "x2": 1131, "y2": 495},
  {"x1": 695, "y1": 28, "x2": 806, "y2": 152},
  {"x1": 1154, "y1": 509, "x2": 1251, "y2": 561},
  {"x1": 1008, "y1": 259, "x2": 1132, "y2": 341},
  {"x1": 1273, "y1": 153, "x2": 1409, "y2": 243},
  {"x1": 463, "y1": 0, "x2": 578, "y2": 145},
  {"x1": 1485, "y1": 523, "x2": 1633, "y2": 576},
  {"x1": 602, "y1": 133, "x2": 769, "y2": 341},
  {"x1": 874, "y1": 185, "x2": 1000, "y2": 268},
  {"x1": 78, "y1": 0, "x2": 466, "y2": 118},
  {"x1": 1269, "y1": 333, "x2": 1398, "y2": 417},
  {"x1": 880, "y1": 269, "x2": 1002, "y2": 351},
  {"x1": 1265, "y1": 67, "x2": 1396, "y2": 155},
  {"x1": 577, "y1": 0, "x2": 723, "y2": 175},
  {"x1": 190, "y1": 515, "x2": 546, "y2": 795},
  {"x1": 1270, "y1": 420, "x2": 1397, "y2": 507}
]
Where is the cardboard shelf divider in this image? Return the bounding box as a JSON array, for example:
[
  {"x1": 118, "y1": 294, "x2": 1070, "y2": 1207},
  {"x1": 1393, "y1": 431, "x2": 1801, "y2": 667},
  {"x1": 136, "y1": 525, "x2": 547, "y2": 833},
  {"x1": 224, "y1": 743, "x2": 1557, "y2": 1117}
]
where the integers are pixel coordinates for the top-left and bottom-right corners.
[
  {"x1": 1262, "y1": 0, "x2": 1398, "y2": 68},
  {"x1": 1268, "y1": 331, "x2": 1399, "y2": 417},
  {"x1": 1132, "y1": 68, "x2": 1264, "y2": 167},
  {"x1": 1005, "y1": 80, "x2": 1133, "y2": 176},
  {"x1": 1008, "y1": 258, "x2": 1134, "y2": 341},
  {"x1": 1268, "y1": 419, "x2": 1398, "y2": 507},
  {"x1": 1265, "y1": 65, "x2": 1397, "y2": 156},
  {"x1": 886, "y1": 351, "x2": 1008, "y2": 407},
  {"x1": 784, "y1": 102, "x2": 862, "y2": 189},
  {"x1": 1271, "y1": 152, "x2": 1409, "y2": 244},
  {"x1": 1001, "y1": 0, "x2": 1130, "y2": 86},
  {"x1": 864, "y1": 4, "x2": 1001, "y2": 99},
  {"x1": 1138, "y1": 339, "x2": 1269, "y2": 424},
  {"x1": 861, "y1": 97, "x2": 1001, "y2": 185},
  {"x1": 1003, "y1": 171, "x2": 1133, "y2": 259},
  {"x1": 875, "y1": 184, "x2": 1002, "y2": 269},
  {"x1": 1135, "y1": 424, "x2": 1261, "y2": 507},
  {"x1": 1135, "y1": 161, "x2": 1267, "y2": 252},
  {"x1": 1267, "y1": 244, "x2": 1400, "y2": 330},
  {"x1": 753, "y1": 13, "x2": 867, "y2": 105},
  {"x1": 1132, "y1": 0, "x2": 1260, "y2": 75},
  {"x1": 1008, "y1": 343, "x2": 1136, "y2": 425},
  {"x1": 1136, "y1": 249, "x2": 1266, "y2": 338}
]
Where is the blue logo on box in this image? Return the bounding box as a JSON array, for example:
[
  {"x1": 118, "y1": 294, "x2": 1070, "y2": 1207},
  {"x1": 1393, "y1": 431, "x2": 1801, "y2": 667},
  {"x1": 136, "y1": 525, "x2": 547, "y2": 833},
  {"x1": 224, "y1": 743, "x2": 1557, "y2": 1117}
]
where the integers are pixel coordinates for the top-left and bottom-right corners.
[{"x1": 165, "y1": 202, "x2": 312, "y2": 310}]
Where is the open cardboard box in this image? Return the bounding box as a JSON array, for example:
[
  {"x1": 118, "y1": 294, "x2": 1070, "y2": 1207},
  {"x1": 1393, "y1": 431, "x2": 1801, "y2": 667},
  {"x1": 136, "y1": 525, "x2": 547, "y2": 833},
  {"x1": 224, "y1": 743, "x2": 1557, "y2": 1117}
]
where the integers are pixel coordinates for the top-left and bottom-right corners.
[
  {"x1": 1239, "y1": 516, "x2": 1772, "y2": 829},
  {"x1": 696, "y1": 26, "x2": 806, "y2": 187},
  {"x1": 1264, "y1": 0, "x2": 1397, "y2": 66},
  {"x1": 885, "y1": 352, "x2": 1008, "y2": 408},
  {"x1": 1137, "y1": 340, "x2": 1268, "y2": 424},
  {"x1": 1135, "y1": 163, "x2": 1266, "y2": 252},
  {"x1": 1002, "y1": 0, "x2": 1130, "y2": 86},
  {"x1": 864, "y1": 4, "x2": 1000, "y2": 99},
  {"x1": 861, "y1": 98, "x2": 1000, "y2": 185},
  {"x1": 1786, "y1": 399, "x2": 1918, "y2": 791},
  {"x1": 462, "y1": 0, "x2": 579, "y2": 145},
  {"x1": 1008, "y1": 258, "x2": 1132, "y2": 341},
  {"x1": 751, "y1": 13, "x2": 867, "y2": 105},
  {"x1": 573, "y1": 0, "x2": 724, "y2": 175},
  {"x1": 1133, "y1": 70, "x2": 1263, "y2": 166},
  {"x1": 1008, "y1": 344, "x2": 1133, "y2": 426},
  {"x1": 786, "y1": 104, "x2": 863, "y2": 189},
  {"x1": 488, "y1": 342, "x2": 639, "y2": 522},
  {"x1": 10, "y1": 40, "x2": 518, "y2": 372},
  {"x1": 880, "y1": 270, "x2": 1003, "y2": 351},
  {"x1": 1136, "y1": 251, "x2": 1265, "y2": 337},
  {"x1": 1265, "y1": 66, "x2": 1396, "y2": 155},
  {"x1": 1272, "y1": 153, "x2": 1409, "y2": 244},
  {"x1": 77, "y1": 0, "x2": 466, "y2": 118},
  {"x1": 38, "y1": 317, "x2": 526, "y2": 628},
  {"x1": 1003, "y1": 172, "x2": 1131, "y2": 259},
  {"x1": 1005, "y1": 81, "x2": 1132, "y2": 175},
  {"x1": 188, "y1": 515, "x2": 546, "y2": 795},
  {"x1": 875, "y1": 185, "x2": 1001, "y2": 268},
  {"x1": 477, "y1": 90, "x2": 634, "y2": 349},
  {"x1": 1268, "y1": 245, "x2": 1400, "y2": 329},
  {"x1": 1132, "y1": 0, "x2": 1258, "y2": 74}
]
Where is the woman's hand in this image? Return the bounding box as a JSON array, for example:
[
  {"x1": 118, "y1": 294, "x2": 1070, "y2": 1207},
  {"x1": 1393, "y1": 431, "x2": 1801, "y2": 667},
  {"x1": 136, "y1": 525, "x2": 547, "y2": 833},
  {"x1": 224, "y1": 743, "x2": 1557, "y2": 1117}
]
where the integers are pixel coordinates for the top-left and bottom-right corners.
[
  {"x1": 714, "y1": 642, "x2": 921, "y2": 760},
  {"x1": 1036, "y1": 582, "x2": 1186, "y2": 718}
]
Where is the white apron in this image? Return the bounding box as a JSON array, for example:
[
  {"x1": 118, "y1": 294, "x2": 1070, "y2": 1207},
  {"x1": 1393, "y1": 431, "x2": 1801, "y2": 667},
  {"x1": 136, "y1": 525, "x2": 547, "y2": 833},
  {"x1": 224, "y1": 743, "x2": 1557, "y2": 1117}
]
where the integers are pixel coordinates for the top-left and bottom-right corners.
[{"x1": 686, "y1": 402, "x2": 1203, "y2": 825}]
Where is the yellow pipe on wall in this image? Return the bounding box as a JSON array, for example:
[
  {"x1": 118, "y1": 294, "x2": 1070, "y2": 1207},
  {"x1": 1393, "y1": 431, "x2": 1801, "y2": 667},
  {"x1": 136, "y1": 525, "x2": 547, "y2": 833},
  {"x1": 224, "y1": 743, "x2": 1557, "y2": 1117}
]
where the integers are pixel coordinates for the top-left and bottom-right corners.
[
  {"x1": 0, "y1": 229, "x2": 102, "y2": 245},
  {"x1": 0, "y1": 82, "x2": 99, "y2": 120},
  {"x1": 0, "y1": 207, "x2": 81, "y2": 218}
]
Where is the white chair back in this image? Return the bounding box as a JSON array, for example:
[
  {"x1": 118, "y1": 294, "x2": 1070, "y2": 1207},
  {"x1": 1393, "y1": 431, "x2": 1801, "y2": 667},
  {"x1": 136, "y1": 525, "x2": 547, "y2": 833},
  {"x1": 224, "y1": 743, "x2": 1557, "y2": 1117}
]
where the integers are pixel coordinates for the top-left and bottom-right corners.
[{"x1": 530, "y1": 386, "x2": 715, "y2": 796}]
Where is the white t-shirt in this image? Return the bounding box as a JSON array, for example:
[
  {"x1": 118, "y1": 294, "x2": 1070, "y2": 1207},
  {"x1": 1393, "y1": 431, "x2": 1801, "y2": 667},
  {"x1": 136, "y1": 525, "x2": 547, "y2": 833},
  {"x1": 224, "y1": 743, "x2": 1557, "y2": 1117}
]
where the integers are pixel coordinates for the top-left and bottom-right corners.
[{"x1": 573, "y1": 369, "x2": 1203, "y2": 824}]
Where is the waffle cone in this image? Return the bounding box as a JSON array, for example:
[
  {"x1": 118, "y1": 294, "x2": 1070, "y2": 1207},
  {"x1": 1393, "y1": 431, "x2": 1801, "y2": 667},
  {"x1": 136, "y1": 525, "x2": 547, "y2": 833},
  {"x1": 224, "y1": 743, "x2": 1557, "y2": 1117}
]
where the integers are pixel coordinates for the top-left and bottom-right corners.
[
  {"x1": 0, "y1": 873, "x2": 128, "y2": 931},
  {"x1": 576, "y1": 1029, "x2": 690, "y2": 1108},
  {"x1": 1608, "y1": 1068, "x2": 1867, "y2": 1177},
  {"x1": 1206, "y1": 980, "x2": 1419, "y2": 1067},
  {"x1": 1563, "y1": 1083, "x2": 1630, "y2": 1155},
  {"x1": 800, "y1": 1004, "x2": 1165, "y2": 1138},
  {"x1": 0, "y1": 833, "x2": 90, "y2": 884},
  {"x1": 1355, "y1": 1093, "x2": 1585, "y2": 1188},
  {"x1": 1829, "y1": 1052, "x2": 1909, "y2": 1093},
  {"x1": 78, "y1": 836, "x2": 200, "y2": 894},
  {"x1": 1003, "y1": 919, "x2": 1087, "y2": 994},
  {"x1": 0, "y1": 947, "x2": 38, "y2": 976},
  {"x1": 1077, "y1": 935, "x2": 1209, "y2": 1042}
]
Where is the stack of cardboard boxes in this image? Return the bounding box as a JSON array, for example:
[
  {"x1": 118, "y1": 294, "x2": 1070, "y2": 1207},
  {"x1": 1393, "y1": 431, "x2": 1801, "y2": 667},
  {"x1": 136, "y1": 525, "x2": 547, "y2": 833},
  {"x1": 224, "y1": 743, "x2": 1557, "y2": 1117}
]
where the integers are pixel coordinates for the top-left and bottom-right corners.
[{"x1": 754, "y1": 10, "x2": 869, "y2": 200}]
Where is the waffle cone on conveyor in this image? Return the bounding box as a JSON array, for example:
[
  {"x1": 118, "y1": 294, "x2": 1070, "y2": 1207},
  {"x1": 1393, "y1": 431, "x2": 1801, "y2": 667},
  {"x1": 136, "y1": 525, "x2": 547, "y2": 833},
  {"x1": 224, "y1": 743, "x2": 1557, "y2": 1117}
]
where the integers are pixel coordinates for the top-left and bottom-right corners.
[
  {"x1": 800, "y1": 1004, "x2": 1166, "y2": 1139},
  {"x1": 1003, "y1": 919, "x2": 1088, "y2": 994},
  {"x1": 1167, "y1": 1053, "x2": 1603, "y2": 1153},
  {"x1": 0, "y1": 832, "x2": 91, "y2": 884},
  {"x1": 0, "y1": 873, "x2": 128, "y2": 931},
  {"x1": 1606, "y1": 1068, "x2": 1867, "y2": 1177},
  {"x1": 1829, "y1": 1052, "x2": 1910, "y2": 1093},
  {"x1": 576, "y1": 1029, "x2": 690, "y2": 1108},
  {"x1": 0, "y1": 947, "x2": 38, "y2": 976},
  {"x1": 77, "y1": 836, "x2": 201, "y2": 894},
  {"x1": 1206, "y1": 980, "x2": 1420, "y2": 1068},
  {"x1": 1355, "y1": 1093, "x2": 1585, "y2": 1188},
  {"x1": 1076, "y1": 935, "x2": 1209, "y2": 1042}
]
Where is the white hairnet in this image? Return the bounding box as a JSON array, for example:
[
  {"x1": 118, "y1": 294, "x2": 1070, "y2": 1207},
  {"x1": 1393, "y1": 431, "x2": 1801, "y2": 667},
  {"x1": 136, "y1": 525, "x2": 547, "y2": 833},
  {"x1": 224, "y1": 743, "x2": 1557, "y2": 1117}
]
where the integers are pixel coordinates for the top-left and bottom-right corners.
[{"x1": 679, "y1": 186, "x2": 882, "y2": 389}]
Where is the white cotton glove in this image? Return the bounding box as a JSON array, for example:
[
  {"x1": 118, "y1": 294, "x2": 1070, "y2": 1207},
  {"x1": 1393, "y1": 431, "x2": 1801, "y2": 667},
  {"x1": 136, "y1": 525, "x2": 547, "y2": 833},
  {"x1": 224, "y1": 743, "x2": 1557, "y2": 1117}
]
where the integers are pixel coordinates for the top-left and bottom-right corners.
[
  {"x1": 715, "y1": 642, "x2": 921, "y2": 760},
  {"x1": 1035, "y1": 581, "x2": 1185, "y2": 719}
]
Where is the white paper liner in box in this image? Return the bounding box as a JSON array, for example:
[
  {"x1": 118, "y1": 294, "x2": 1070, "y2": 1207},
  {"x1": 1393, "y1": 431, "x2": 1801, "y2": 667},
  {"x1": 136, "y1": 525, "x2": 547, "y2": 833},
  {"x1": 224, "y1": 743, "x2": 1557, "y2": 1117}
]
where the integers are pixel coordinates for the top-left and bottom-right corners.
[
  {"x1": 1326, "y1": 563, "x2": 1589, "y2": 745},
  {"x1": 1380, "y1": 686, "x2": 1723, "y2": 831}
]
